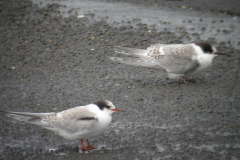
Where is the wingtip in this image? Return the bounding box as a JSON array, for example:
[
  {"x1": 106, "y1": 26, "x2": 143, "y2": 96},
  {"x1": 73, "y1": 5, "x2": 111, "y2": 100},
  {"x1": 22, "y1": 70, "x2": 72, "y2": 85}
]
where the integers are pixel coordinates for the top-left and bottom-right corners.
[
  {"x1": 109, "y1": 56, "x2": 115, "y2": 61},
  {"x1": 0, "y1": 110, "x2": 11, "y2": 114},
  {"x1": 109, "y1": 57, "x2": 123, "y2": 62},
  {"x1": 113, "y1": 46, "x2": 122, "y2": 49},
  {"x1": 0, "y1": 110, "x2": 16, "y2": 118},
  {"x1": 113, "y1": 46, "x2": 123, "y2": 52},
  {"x1": 113, "y1": 46, "x2": 133, "y2": 55}
]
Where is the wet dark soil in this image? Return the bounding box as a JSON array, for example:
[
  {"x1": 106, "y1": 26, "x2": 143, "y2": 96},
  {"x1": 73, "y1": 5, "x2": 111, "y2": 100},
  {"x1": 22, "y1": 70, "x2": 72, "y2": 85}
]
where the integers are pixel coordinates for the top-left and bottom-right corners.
[{"x1": 0, "y1": 0, "x2": 240, "y2": 159}]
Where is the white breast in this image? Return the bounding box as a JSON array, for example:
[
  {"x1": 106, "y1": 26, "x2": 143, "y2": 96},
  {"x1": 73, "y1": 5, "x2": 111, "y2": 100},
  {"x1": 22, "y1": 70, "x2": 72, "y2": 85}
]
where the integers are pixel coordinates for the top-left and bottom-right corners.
[{"x1": 193, "y1": 53, "x2": 216, "y2": 75}]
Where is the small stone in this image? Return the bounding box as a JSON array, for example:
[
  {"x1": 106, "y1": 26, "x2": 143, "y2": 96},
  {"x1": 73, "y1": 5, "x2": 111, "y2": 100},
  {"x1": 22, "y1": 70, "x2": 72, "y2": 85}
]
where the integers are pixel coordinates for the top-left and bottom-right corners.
[
  {"x1": 232, "y1": 16, "x2": 238, "y2": 20},
  {"x1": 171, "y1": 102, "x2": 174, "y2": 105}
]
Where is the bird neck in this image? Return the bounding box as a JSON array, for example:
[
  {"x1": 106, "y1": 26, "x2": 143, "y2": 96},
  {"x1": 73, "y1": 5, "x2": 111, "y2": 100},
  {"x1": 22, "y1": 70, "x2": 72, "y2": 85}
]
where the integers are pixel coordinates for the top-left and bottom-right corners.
[{"x1": 198, "y1": 53, "x2": 216, "y2": 66}]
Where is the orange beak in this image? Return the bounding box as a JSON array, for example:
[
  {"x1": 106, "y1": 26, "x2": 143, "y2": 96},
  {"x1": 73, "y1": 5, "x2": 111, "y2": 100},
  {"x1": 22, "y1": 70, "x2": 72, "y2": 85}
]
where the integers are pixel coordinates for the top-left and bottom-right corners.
[{"x1": 112, "y1": 109, "x2": 122, "y2": 112}]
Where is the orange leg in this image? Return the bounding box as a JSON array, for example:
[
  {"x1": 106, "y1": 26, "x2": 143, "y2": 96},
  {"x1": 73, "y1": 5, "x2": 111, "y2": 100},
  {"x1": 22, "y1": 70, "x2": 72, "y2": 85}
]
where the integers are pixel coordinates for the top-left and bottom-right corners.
[
  {"x1": 182, "y1": 78, "x2": 189, "y2": 84},
  {"x1": 80, "y1": 139, "x2": 88, "y2": 150},
  {"x1": 80, "y1": 139, "x2": 96, "y2": 150},
  {"x1": 86, "y1": 139, "x2": 96, "y2": 149}
]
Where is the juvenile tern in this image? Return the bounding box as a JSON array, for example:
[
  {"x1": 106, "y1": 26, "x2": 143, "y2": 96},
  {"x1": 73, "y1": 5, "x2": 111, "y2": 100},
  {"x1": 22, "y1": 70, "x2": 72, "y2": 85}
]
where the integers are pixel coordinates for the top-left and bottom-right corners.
[
  {"x1": 1, "y1": 100, "x2": 122, "y2": 150},
  {"x1": 110, "y1": 43, "x2": 226, "y2": 80}
]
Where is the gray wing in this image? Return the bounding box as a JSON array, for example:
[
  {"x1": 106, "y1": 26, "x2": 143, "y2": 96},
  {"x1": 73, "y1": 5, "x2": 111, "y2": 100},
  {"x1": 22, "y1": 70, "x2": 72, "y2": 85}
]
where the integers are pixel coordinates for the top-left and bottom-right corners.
[
  {"x1": 45, "y1": 107, "x2": 98, "y2": 133},
  {"x1": 147, "y1": 44, "x2": 200, "y2": 74}
]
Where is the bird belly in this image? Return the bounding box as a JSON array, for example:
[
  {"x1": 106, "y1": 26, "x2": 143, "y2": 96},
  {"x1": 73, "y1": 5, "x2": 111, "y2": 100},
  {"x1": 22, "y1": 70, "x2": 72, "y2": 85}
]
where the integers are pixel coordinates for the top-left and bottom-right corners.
[
  {"x1": 57, "y1": 115, "x2": 112, "y2": 140},
  {"x1": 167, "y1": 72, "x2": 184, "y2": 79}
]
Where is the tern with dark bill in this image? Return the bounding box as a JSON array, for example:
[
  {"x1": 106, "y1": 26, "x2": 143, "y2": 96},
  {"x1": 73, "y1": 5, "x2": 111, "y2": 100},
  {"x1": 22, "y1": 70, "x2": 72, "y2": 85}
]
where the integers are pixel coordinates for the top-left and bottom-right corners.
[
  {"x1": 110, "y1": 43, "x2": 226, "y2": 80},
  {"x1": 1, "y1": 100, "x2": 122, "y2": 150}
]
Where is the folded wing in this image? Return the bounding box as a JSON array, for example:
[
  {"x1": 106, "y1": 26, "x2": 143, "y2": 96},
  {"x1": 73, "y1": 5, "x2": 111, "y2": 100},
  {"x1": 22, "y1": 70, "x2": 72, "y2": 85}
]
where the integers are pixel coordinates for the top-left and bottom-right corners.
[
  {"x1": 149, "y1": 44, "x2": 200, "y2": 74},
  {"x1": 44, "y1": 107, "x2": 98, "y2": 134}
]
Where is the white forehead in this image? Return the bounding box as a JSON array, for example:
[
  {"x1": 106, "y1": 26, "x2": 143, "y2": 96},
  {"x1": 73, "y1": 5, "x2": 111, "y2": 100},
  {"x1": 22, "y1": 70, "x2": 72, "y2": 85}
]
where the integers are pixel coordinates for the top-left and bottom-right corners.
[{"x1": 105, "y1": 101, "x2": 115, "y2": 109}]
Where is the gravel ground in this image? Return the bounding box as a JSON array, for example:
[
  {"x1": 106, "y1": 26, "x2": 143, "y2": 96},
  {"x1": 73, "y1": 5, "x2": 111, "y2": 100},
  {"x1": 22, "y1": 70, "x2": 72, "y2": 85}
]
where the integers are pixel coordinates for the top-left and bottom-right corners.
[{"x1": 0, "y1": 0, "x2": 240, "y2": 159}]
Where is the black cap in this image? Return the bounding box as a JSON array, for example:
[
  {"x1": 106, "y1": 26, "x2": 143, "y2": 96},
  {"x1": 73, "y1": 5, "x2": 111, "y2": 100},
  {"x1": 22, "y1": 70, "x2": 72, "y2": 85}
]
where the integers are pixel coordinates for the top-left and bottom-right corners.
[
  {"x1": 93, "y1": 100, "x2": 111, "y2": 110},
  {"x1": 195, "y1": 43, "x2": 213, "y2": 53}
]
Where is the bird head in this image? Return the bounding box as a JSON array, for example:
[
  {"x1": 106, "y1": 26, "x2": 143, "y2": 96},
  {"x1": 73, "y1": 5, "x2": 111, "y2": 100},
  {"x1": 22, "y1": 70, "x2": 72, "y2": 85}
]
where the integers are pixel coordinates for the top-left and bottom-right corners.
[
  {"x1": 94, "y1": 100, "x2": 122, "y2": 114},
  {"x1": 195, "y1": 42, "x2": 227, "y2": 56}
]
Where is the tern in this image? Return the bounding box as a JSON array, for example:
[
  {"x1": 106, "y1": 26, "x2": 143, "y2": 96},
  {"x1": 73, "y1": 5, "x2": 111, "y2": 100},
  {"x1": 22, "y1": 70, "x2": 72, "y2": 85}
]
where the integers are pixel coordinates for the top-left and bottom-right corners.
[
  {"x1": 110, "y1": 43, "x2": 226, "y2": 80},
  {"x1": 1, "y1": 100, "x2": 122, "y2": 150}
]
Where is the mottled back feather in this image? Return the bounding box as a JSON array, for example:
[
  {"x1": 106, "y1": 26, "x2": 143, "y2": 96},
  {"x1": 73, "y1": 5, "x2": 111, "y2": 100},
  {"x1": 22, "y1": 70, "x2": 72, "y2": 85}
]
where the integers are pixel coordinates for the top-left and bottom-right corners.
[
  {"x1": 43, "y1": 107, "x2": 98, "y2": 133},
  {"x1": 147, "y1": 44, "x2": 199, "y2": 74}
]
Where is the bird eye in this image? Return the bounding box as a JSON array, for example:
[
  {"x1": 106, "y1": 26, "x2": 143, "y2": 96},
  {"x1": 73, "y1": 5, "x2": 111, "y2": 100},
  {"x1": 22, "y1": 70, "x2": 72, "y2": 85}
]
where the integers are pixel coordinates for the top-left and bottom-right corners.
[{"x1": 105, "y1": 106, "x2": 110, "y2": 109}]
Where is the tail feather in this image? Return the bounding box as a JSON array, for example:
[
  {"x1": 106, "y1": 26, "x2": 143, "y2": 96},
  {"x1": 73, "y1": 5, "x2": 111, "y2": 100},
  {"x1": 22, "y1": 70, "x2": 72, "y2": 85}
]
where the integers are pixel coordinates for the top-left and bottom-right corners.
[
  {"x1": 0, "y1": 110, "x2": 55, "y2": 126},
  {"x1": 110, "y1": 46, "x2": 164, "y2": 68},
  {"x1": 109, "y1": 57, "x2": 161, "y2": 68},
  {"x1": 114, "y1": 46, "x2": 148, "y2": 58}
]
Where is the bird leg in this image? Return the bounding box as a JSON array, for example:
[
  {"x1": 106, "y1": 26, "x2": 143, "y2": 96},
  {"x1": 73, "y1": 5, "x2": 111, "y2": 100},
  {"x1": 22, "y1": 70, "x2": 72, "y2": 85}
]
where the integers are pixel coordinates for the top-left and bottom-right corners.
[
  {"x1": 80, "y1": 139, "x2": 96, "y2": 150},
  {"x1": 86, "y1": 139, "x2": 96, "y2": 149},
  {"x1": 182, "y1": 77, "x2": 190, "y2": 84},
  {"x1": 80, "y1": 139, "x2": 89, "y2": 150}
]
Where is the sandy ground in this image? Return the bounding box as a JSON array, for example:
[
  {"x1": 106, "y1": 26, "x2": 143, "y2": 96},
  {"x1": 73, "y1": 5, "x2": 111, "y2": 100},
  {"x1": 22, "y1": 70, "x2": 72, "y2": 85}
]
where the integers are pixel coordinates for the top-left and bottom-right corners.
[{"x1": 0, "y1": 0, "x2": 240, "y2": 159}]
